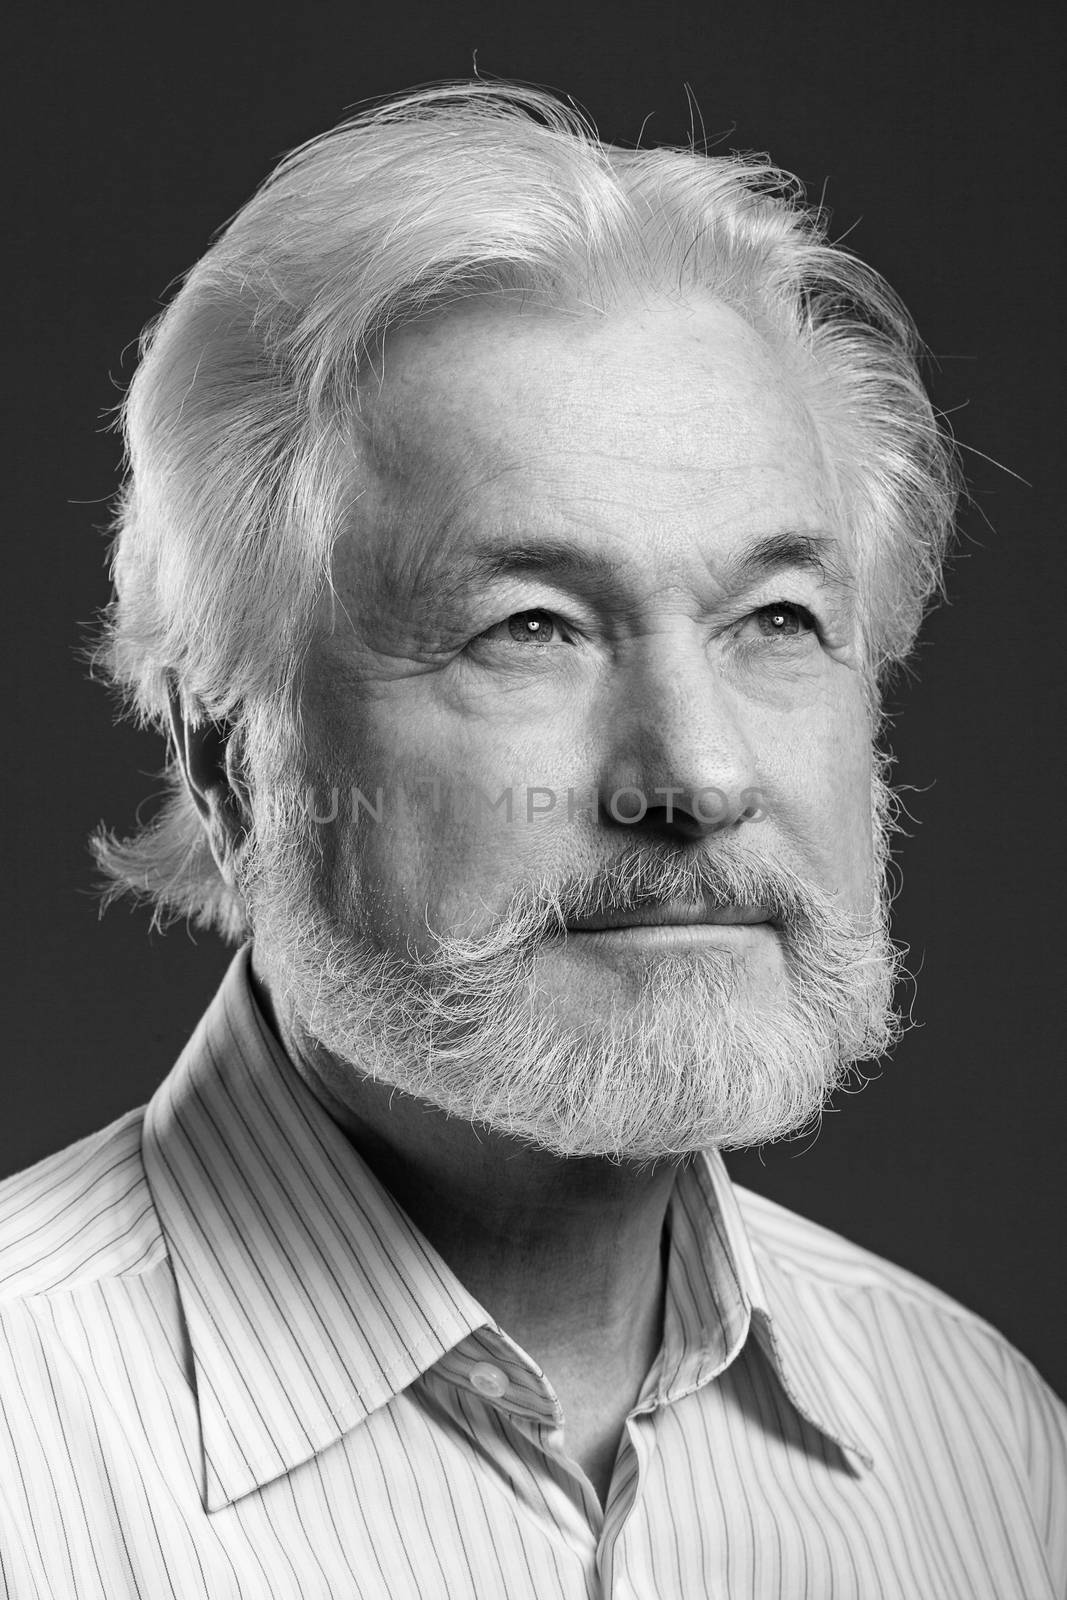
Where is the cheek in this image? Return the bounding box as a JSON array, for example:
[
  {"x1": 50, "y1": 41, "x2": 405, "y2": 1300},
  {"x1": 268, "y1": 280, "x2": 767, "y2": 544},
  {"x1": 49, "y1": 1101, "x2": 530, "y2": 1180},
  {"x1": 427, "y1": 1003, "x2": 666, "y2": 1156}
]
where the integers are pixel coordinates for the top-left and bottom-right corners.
[
  {"x1": 821, "y1": 721, "x2": 877, "y2": 906},
  {"x1": 315, "y1": 702, "x2": 585, "y2": 952},
  {"x1": 826, "y1": 738, "x2": 876, "y2": 892},
  {"x1": 768, "y1": 680, "x2": 875, "y2": 907}
]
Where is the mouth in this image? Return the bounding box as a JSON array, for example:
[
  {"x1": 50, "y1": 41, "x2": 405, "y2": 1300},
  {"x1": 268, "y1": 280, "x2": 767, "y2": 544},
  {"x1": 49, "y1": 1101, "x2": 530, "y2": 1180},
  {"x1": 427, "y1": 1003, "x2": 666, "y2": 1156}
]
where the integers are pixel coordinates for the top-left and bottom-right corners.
[{"x1": 565, "y1": 902, "x2": 774, "y2": 933}]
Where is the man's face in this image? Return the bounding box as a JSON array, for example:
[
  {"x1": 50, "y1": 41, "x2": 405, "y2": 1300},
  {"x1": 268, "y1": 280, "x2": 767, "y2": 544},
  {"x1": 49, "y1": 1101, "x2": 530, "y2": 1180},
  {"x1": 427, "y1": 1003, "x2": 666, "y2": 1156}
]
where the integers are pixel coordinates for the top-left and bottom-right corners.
[{"x1": 247, "y1": 292, "x2": 899, "y2": 1159}]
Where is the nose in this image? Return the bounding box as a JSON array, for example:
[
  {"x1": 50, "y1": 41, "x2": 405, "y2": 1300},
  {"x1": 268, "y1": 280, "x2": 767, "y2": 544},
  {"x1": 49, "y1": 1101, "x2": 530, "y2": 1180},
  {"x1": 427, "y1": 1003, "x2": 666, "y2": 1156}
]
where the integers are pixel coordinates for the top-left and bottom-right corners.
[{"x1": 594, "y1": 631, "x2": 763, "y2": 842}]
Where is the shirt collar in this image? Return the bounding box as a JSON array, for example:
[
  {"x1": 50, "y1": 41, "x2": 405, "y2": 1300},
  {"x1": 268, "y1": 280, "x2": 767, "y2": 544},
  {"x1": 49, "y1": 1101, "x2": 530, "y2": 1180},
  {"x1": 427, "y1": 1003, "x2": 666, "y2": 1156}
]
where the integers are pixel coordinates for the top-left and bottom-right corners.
[
  {"x1": 672, "y1": 1152, "x2": 875, "y2": 1471},
  {"x1": 143, "y1": 945, "x2": 491, "y2": 1510},
  {"x1": 144, "y1": 945, "x2": 872, "y2": 1511}
]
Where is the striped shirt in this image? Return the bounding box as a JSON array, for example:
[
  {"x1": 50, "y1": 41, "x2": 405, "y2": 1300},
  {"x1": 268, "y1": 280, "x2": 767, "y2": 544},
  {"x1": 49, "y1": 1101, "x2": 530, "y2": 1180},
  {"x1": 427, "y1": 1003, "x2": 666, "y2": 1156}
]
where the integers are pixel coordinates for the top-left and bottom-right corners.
[{"x1": 0, "y1": 946, "x2": 1063, "y2": 1599}]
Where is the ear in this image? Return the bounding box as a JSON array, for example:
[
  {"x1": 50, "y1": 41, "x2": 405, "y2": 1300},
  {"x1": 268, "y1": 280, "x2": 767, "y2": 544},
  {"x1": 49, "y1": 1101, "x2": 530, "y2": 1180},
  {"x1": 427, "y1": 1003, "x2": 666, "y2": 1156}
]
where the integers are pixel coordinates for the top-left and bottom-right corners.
[{"x1": 165, "y1": 680, "x2": 250, "y2": 883}]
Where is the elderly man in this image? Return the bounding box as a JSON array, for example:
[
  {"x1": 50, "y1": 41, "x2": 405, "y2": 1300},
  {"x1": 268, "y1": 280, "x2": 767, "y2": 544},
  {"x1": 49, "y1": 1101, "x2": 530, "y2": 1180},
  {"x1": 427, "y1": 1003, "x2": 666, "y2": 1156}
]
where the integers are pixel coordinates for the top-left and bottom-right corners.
[{"x1": 1, "y1": 81, "x2": 1062, "y2": 1598}]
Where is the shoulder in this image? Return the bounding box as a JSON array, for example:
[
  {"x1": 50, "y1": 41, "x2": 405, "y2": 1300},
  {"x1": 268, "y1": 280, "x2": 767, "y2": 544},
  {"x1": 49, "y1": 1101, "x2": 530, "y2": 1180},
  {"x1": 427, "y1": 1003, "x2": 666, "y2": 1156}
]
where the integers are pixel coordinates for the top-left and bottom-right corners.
[
  {"x1": 736, "y1": 1179, "x2": 1022, "y2": 1347},
  {"x1": 734, "y1": 1180, "x2": 983, "y2": 1313},
  {"x1": 735, "y1": 1180, "x2": 1065, "y2": 1420},
  {"x1": 735, "y1": 1182, "x2": 1067, "y2": 1574},
  {"x1": 0, "y1": 1108, "x2": 164, "y2": 1302}
]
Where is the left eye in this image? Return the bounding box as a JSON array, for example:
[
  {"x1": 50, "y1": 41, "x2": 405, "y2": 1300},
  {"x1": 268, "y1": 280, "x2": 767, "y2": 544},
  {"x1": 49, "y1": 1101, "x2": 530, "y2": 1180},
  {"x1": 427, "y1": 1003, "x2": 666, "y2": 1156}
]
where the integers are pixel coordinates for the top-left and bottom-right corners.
[
  {"x1": 750, "y1": 602, "x2": 817, "y2": 639},
  {"x1": 482, "y1": 609, "x2": 560, "y2": 645}
]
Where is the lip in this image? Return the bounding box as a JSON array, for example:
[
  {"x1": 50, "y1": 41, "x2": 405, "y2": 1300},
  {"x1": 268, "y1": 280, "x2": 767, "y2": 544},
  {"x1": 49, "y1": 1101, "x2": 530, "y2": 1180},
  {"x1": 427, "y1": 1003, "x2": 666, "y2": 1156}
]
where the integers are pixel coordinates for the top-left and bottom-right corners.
[
  {"x1": 566, "y1": 921, "x2": 777, "y2": 953},
  {"x1": 564, "y1": 902, "x2": 773, "y2": 933}
]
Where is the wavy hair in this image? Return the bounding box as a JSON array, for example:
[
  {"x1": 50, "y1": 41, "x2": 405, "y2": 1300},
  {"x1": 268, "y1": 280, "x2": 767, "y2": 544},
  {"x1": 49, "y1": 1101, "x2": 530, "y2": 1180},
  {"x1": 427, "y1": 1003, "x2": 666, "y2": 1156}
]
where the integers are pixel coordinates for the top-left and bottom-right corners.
[{"x1": 87, "y1": 79, "x2": 959, "y2": 943}]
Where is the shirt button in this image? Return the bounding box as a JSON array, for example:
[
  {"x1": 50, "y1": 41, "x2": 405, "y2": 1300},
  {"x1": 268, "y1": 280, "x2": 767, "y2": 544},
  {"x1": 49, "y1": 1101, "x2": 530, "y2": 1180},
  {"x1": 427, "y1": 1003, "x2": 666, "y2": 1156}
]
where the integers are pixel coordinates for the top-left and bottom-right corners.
[{"x1": 469, "y1": 1362, "x2": 508, "y2": 1398}]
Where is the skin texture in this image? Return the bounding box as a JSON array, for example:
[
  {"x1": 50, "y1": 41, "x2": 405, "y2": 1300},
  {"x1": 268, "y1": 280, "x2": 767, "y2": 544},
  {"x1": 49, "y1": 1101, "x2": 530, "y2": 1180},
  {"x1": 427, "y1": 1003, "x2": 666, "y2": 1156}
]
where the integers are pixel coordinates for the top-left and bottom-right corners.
[{"x1": 172, "y1": 292, "x2": 876, "y2": 1504}]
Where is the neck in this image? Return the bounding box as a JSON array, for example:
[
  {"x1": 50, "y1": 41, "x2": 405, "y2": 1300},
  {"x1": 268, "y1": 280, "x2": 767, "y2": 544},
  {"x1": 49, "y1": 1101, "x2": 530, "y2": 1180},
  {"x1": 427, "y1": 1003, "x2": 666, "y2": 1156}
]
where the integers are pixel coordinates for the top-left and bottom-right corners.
[{"x1": 251, "y1": 957, "x2": 679, "y2": 1367}]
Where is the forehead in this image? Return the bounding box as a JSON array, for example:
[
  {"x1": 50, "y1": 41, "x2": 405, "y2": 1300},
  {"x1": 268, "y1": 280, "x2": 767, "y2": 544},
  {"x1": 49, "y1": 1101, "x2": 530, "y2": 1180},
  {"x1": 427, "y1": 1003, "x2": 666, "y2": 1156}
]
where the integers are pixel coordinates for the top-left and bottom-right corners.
[{"x1": 342, "y1": 294, "x2": 843, "y2": 595}]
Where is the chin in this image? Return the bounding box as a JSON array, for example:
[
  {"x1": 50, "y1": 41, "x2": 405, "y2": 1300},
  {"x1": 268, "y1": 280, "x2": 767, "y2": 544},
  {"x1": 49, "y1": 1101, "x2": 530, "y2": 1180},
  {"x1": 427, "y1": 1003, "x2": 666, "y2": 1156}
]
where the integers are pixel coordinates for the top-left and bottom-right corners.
[{"x1": 534, "y1": 934, "x2": 786, "y2": 1020}]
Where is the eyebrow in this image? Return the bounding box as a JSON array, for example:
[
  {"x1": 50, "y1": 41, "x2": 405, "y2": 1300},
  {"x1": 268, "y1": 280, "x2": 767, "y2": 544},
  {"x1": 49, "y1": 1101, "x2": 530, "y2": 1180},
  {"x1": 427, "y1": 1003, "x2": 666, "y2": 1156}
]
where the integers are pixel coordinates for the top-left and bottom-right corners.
[
  {"x1": 719, "y1": 530, "x2": 855, "y2": 595},
  {"x1": 430, "y1": 527, "x2": 854, "y2": 607}
]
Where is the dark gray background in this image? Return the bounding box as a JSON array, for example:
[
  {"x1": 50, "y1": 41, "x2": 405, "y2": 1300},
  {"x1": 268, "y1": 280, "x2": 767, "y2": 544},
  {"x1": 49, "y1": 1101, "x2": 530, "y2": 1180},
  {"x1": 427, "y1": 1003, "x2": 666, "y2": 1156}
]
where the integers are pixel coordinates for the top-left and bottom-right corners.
[{"x1": 6, "y1": 1, "x2": 1064, "y2": 1397}]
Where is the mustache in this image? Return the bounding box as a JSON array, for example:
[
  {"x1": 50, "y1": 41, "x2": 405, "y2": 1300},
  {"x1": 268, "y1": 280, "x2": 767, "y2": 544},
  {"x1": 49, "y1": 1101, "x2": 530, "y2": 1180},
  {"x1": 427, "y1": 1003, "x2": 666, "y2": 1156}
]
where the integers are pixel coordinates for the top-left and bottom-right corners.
[
  {"x1": 545, "y1": 845, "x2": 816, "y2": 930},
  {"x1": 424, "y1": 842, "x2": 845, "y2": 967}
]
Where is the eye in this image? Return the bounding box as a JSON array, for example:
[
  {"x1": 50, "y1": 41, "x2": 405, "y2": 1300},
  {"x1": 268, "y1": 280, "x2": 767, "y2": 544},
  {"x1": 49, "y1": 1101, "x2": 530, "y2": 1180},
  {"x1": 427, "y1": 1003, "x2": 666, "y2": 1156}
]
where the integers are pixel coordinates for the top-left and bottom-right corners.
[
  {"x1": 748, "y1": 601, "x2": 818, "y2": 640},
  {"x1": 480, "y1": 609, "x2": 562, "y2": 646}
]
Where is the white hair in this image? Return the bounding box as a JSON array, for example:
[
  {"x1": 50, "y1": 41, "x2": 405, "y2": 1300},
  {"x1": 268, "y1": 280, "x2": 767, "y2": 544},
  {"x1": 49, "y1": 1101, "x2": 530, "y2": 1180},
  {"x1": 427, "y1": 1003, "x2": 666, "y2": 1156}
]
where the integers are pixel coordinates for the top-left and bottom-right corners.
[{"x1": 87, "y1": 79, "x2": 958, "y2": 943}]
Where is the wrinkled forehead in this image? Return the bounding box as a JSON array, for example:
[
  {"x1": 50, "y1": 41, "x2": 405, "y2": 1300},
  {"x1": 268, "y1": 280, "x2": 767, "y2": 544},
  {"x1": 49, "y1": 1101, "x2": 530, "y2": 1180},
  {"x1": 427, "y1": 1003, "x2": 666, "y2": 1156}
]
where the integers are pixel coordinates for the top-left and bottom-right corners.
[
  {"x1": 357, "y1": 358, "x2": 513, "y2": 535},
  {"x1": 339, "y1": 294, "x2": 846, "y2": 598}
]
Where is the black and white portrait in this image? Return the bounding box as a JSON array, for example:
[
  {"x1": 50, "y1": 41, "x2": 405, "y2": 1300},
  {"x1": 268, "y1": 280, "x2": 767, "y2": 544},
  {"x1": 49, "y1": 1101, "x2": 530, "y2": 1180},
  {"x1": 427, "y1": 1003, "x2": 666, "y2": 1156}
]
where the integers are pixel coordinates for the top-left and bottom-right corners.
[{"x1": 4, "y1": 7, "x2": 1063, "y2": 1596}]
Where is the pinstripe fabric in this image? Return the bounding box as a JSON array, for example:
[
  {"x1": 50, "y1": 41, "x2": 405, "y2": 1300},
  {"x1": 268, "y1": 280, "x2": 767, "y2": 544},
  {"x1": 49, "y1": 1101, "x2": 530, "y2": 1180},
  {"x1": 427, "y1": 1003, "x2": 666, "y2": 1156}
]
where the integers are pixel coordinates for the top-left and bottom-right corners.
[{"x1": 1, "y1": 946, "x2": 1064, "y2": 1598}]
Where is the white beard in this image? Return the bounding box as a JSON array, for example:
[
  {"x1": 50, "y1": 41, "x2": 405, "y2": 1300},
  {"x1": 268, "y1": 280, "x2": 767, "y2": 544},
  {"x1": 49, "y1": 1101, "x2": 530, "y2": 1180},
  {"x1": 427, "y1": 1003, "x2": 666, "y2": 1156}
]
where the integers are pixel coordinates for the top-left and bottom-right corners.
[{"x1": 238, "y1": 770, "x2": 906, "y2": 1164}]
